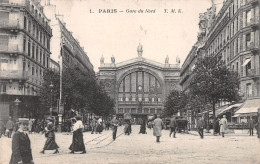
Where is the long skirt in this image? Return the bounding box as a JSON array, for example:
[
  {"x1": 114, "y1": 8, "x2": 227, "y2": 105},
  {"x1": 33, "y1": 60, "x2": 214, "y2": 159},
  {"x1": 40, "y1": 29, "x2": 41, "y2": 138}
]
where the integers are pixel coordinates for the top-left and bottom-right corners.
[
  {"x1": 69, "y1": 129, "x2": 85, "y2": 152},
  {"x1": 44, "y1": 137, "x2": 59, "y2": 150},
  {"x1": 96, "y1": 124, "x2": 103, "y2": 133},
  {"x1": 139, "y1": 124, "x2": 146, "y2": 134}
]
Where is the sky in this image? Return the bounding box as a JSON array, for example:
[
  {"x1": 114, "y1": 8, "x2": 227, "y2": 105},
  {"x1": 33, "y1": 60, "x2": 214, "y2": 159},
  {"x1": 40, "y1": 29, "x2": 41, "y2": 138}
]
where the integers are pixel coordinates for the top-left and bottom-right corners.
[{"x1": 47, "y1": 0, "x2": 223, "y2": 72}]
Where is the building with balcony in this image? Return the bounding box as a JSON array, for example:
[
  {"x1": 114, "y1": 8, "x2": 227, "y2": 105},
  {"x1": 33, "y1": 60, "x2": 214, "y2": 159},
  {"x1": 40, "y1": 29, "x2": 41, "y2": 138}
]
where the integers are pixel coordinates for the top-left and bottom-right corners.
[
  {"x1": 180, "y1": 0, "x2": 260, "y2": 121},
  {"x1": 0, "y1": 0, "x2": 56, "y2": 121},
  {"x1": 97, "y1": 44, "x2": 181, "y2": 120},
  {"x1": 43, "y1": 1, "x2": 94, "y2": 76}
]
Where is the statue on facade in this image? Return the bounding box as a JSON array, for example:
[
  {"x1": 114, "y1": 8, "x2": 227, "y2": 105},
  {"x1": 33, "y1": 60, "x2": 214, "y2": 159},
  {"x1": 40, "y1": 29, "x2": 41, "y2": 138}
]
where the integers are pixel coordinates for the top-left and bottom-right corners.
[
  {"x1": 137, "y1": 43, "x2": 143, "y2": 57},
  {"x1": 176, "y1": 56, "x2": 180, "y2": 64},
  {"x1": 111, "y1": 55, "x2": 115, "y2": 64},
  {"x1": 165, "y1": 55, "x2": 169, "y2": 64},
  {"x1": 100, "y1": 55, "x2": 104, "y2": 64}
]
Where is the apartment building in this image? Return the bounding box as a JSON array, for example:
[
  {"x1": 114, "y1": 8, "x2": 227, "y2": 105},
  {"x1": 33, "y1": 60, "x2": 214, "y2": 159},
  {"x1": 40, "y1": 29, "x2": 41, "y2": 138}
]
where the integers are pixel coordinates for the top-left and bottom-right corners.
[
  {"x1": 180, "y1": 0, "x2": 260, "y2": 120},
  {"x1": 0, "y1": 0, "x2": 55, "y2": 121}
]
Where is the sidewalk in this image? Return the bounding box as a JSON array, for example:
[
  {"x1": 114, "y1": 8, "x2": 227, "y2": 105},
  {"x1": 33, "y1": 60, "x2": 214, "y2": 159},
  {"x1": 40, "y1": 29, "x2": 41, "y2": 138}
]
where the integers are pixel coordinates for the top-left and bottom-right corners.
[{"x1": 187, "y1": 129, "x2": 254, "y2": 136}]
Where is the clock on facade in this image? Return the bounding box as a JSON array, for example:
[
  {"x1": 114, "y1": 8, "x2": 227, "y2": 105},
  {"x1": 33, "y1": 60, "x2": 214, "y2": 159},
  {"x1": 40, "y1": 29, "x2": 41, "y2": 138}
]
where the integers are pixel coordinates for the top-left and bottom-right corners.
[{"x1": 138, "y1": 85, "x2": 142, "y2": 91}]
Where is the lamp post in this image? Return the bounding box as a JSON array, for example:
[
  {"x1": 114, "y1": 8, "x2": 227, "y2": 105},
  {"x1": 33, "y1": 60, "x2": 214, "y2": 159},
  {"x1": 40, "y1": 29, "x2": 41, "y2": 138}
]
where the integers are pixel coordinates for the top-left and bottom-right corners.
[
  {"x1": 13, "y1": 98, "x2": 21, "y2": 121},
  {"x1": 49, "y1": 82, "x2": 54, "y2": 117}
]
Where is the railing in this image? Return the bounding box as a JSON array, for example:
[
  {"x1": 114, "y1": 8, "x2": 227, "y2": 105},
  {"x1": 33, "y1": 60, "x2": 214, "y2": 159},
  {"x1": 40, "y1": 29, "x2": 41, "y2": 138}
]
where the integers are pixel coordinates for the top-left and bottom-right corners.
[
  {"x1": 0, "y1": 44, "x2": 19, "y2": 52},
  {"x1": 247, "y1": 69, "x2": 256, "y2": 77},
  {"x1": 250, "y1": 17, "x2": 259, "y2": 26},
  {"x1": 0, "y1": 0, "x2": 52, "y2": 34},
  {"x1": 0, "y1": 20, "x2": 20, "y2": 29},
  {"x1": 0, "y1": 70, "x2": 29, "y2": 80}
]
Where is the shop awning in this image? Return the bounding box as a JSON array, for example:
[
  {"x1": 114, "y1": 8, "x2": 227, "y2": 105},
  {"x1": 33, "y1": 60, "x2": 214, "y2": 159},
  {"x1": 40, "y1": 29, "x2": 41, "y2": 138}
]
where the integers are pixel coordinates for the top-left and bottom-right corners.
[
  {"x1": 235, "y1": 98, "x2": 260, "y2": 115},
  {"x1": 215, "y1": 105, "x2": 229, "y2": 116},
  {"x1": 242, "y1": 58, "x2": 251, "y2": 66},
  {"x1": 232, "y1": 114, "x2": 240, "y2": 117},
  {"x1": 217, "y1": 103, "x2": 243, "y2": 116}
]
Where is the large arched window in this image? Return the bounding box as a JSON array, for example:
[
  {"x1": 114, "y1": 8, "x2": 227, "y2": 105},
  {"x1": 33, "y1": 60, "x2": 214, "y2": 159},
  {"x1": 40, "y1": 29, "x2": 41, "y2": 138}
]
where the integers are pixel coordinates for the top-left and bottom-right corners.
[{"x1": 118, "y1": 71, "x2": 162, "y2": 103}]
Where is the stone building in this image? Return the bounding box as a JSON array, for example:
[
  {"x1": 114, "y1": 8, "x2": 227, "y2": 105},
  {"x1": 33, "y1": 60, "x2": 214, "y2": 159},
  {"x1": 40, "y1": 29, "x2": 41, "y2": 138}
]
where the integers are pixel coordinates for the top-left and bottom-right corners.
[
  {"x1": 0, "y1": 0, "x2": 54, "y2": 121},
  {"x1": 43, "y1": 1, "x2": 94, "y2": 75},
  {"x1": 97, "y1": 44, "x2": 181, "y2": 120},
  {"x1": 42, "y1": 1, "x2": 94, "y2": 115},
  {"x1": 180, "y1": 0, "x2": 260, "y2": 121}
]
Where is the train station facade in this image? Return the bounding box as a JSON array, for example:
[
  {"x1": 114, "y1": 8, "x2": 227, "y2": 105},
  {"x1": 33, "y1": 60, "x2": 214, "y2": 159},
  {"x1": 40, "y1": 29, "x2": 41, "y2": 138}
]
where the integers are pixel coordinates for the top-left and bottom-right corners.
[{"x1": 97, "y1": 44, "x2": 181, "y2": 120}]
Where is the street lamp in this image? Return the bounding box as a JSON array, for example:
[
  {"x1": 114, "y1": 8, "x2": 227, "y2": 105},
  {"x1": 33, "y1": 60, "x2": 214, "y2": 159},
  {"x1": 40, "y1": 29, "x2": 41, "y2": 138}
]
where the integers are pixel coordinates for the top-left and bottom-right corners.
[
  {"x1": 49, "y1": 82, "x2": 54, "y2": 117},
  {"x1": 13, "y1": 98, "x2": 21, "y2": 121}
]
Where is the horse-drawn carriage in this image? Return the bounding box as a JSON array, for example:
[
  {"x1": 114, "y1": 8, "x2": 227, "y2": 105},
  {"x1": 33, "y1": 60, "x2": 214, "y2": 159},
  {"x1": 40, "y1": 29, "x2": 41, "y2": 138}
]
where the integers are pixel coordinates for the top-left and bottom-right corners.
[{"x1": 176, "y1": 117, "x2": 188, "y2": 133}]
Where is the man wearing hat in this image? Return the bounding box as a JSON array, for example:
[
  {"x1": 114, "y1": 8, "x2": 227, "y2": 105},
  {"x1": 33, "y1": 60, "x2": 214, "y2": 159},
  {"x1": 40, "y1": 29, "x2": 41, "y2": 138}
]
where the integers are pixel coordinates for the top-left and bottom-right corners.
[
  {"x1": 10, "y1": 118, "x2": 34, "y2": 164},
  {"x1": 169, "y1": 115, "x2": 177, "y2": 138},
  {"x1": 6, "y1": 117, "x2": 14, "y2": 138},
  {"x1": 110, "y1": 115, "x2": 119, "y2": 140},
  {"x1": 219, "y1": 115, "x2": 227, "y2": 137}
]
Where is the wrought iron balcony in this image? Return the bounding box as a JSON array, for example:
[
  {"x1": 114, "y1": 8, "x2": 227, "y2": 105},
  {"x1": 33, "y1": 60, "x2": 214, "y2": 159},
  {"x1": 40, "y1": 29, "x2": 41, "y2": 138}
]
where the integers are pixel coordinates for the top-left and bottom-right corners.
[
  {"x1": 0, "y1": 44, "x2": 20, "y2": 53},
  {"x1": 246, "y1": 69, "x2": 259, "y2": 79},
  {"x1": 0, "y1": 70, "x2": 29, "y2": 80},
  {"x1": 248, "y1": 42, "x2": 260, "y2": 55},
  {"x1": 0, "y1": 20, "x2": 20, "y2": 32},
  {"x1": 250, "y1": 18, "x2": 259, "y2": 31}
]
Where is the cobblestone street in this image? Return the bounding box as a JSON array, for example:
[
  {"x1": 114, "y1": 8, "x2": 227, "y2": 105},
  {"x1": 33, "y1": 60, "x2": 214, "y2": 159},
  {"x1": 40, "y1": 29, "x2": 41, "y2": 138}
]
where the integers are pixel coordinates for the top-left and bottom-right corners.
[{"x1": 0, "y1": 125, "x2": 259, "y2": 164}]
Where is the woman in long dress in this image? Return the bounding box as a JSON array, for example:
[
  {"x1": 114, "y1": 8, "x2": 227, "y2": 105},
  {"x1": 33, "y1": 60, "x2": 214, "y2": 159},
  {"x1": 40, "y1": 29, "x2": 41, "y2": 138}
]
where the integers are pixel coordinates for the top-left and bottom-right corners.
[
  {"x1": 139, "y1": 118, "x2": 147, "y2": 134},
  {"x1": 40, "y1": 117, "x2": 59, "y2": 154},
  {"x1": 96, "y1": 118, "x2": 103, "y2": 134},
  {"x1": 69, "y1": 116, "x2": 86, "y2": 154}
]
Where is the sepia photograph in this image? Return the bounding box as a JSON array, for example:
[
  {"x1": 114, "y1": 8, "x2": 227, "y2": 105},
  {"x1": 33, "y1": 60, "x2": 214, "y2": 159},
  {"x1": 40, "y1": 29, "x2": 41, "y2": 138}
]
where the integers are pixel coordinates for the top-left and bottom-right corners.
[{"x1": 0, "y1": 0, "x2": 260, "y2": 163}]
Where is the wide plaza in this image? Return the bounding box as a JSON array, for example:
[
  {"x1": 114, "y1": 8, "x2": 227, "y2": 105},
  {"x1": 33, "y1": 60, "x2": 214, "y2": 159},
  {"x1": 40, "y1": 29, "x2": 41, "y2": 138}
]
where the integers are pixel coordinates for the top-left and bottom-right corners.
[{"x1": 0, "y1": 125, "x2": 259, "y2": 164}]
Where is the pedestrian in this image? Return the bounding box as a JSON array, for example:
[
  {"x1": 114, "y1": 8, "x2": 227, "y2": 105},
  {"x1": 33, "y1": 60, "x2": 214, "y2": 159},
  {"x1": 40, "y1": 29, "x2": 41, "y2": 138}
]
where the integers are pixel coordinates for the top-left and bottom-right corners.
[
  {"x1": 69, "y1": 116, "x2": 86, "y2": 154},
  {"x1": 0, "y1": 120, "x2": 5, "y2": 138},
  {"x1": 248, "y1": 117, "x2": 254, "y2": 136},
  {"x1": 96, "y1": 117, "x2": 103, "y2": 134},
  {"x1": 6, "y1": 117, "x2": 14, "y2": 138},
  {"x1": 28, "y1": 119, "x2": 33, "y2": 134},
  {"x1": 40, "y1": 117, "x2": 59, "y2": 154},
  {"x1": 213, "y1": 118, "x2": 220, "y2": 135},
  {"x1": 219, "y1": 115, "x2": 227, "y2": 137},
  {"x1": 153, "y1": 115, "x2": 165, "y2": 142},
  {"x1": 124, "y1": 119, "x2": 131, "y2": 135},
  {"x1": 105, "y1": 120, "x2": 110, "y2": 130},
  {"x1": 169, "y1": 115, "x2": 177, "y2": 138},
  {"x1": 139, "y1": 118, "x2": 147, "y2": 134},
  {"x1": 13, "y1": 121, "x2": 19, "y2": 132},
  {"x1": 111, "y1": 115, "x2": 119, "y2": 140},
  {"x1": 197, "y1": 117, "x2": 205, "y2": 139},
  {"x1": 10, "y1": 118, "x2": 34, "y2": 164},
  {"x1": 91, "y1": 118, "x2": 97, "y2": 134}
]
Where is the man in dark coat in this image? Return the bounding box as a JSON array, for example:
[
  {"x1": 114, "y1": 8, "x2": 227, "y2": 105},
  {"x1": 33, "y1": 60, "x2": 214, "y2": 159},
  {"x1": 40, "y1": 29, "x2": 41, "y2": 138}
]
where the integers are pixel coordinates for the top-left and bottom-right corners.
[
  {"x1": 248, "y1": 117, "x2": 254, "y2": 136},
  {"x1": 111, "y1": 115, "x2": 119, "y2": 140},
  {"x1": 10, "y1": 118, "x2": 34, "y2": 164},
  {"x1": 213, "y1": 118, "x2": 220, "y2": 135},
  {"x1": 169, "y1": 115, "x2": 177, "y2": 138},
  {"x1": 197, "y1": 117, "x2": 205, "y2": 139}
]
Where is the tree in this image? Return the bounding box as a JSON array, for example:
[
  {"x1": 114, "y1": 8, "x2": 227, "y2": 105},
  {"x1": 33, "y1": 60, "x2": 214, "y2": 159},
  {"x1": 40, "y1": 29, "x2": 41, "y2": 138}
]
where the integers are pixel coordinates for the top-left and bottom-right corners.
[
  {"x1": 189, "y1": 55, "x2": 240, "y2": 119},
  {"x1": 163, "y1": 90, "x2": 187, "y2": 116},
  {"x1": 39, "y1": 67, "x2": 115, "y2": 118},
  {"x1": 38, "y1": 69, "x2": 60, "y2": 118}
]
